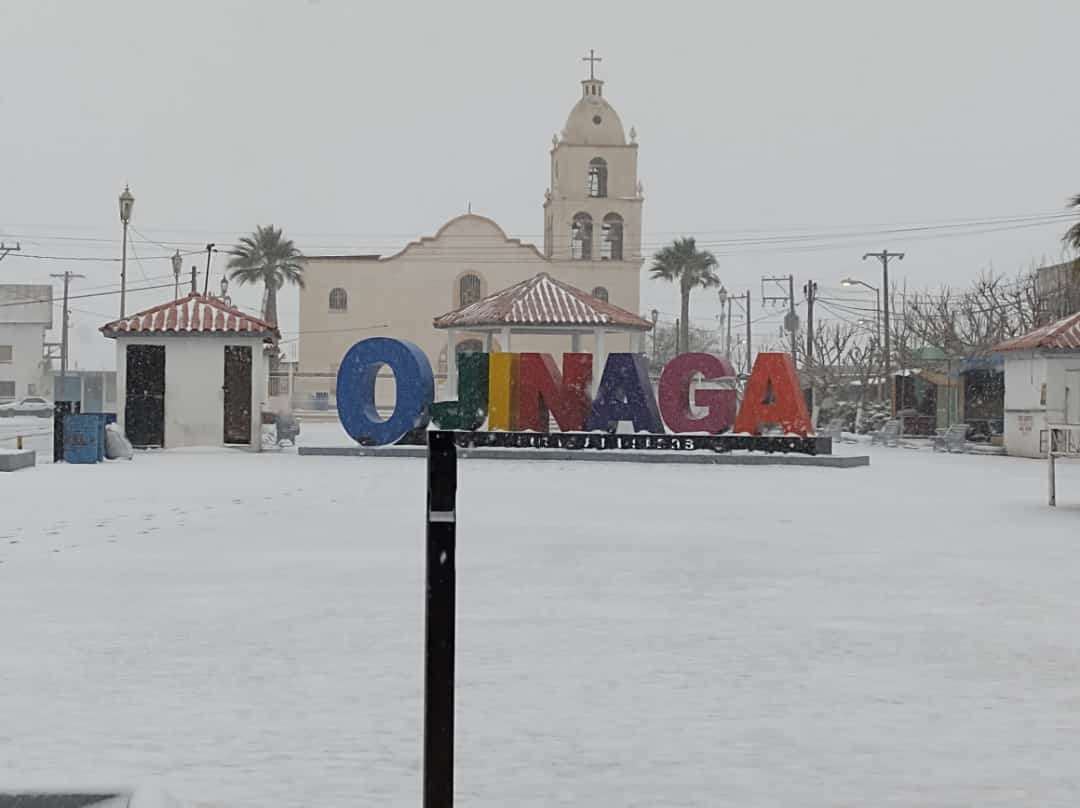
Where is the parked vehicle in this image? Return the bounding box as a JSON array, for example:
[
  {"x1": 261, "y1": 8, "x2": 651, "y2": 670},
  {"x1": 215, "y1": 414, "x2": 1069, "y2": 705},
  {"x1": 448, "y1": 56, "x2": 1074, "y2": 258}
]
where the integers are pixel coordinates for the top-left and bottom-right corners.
[{"x1": 0, "y1": 396, "x2": 53, "y2": 417}]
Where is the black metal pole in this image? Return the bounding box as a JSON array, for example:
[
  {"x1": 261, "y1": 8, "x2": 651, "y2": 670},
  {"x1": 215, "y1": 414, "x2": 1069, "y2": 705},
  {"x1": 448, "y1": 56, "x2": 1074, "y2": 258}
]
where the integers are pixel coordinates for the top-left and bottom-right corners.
[
  {"x1": 424, "y1": 430, "x2": 457, "y2": 808},
  {"x1": 203, "y1": 243, "x2": 216, "y2": 296}
]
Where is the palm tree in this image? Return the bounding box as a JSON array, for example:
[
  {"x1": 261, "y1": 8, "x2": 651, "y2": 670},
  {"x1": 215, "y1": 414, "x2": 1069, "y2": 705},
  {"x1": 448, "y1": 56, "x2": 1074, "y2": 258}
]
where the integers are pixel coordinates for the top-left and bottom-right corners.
[
  {"x1": 648, "y1": 237, "x2": 720, "y2": 354},
  {"x1": 227, "y1": 225, "x2": 304, "y2": 327},
  {"x1": 1065, "y1": 193, "x2": 1080, "y2": 252}
]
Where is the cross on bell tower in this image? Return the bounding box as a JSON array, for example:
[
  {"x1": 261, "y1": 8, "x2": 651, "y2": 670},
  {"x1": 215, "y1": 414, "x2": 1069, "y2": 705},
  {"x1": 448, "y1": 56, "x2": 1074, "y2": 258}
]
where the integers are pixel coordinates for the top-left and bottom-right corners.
[
  {"x1": 582, "y1": 49, "x2": 602, "y2": 80},
  {"x1": 543, "y1": 53, "x2": 642, "y2": 268}
]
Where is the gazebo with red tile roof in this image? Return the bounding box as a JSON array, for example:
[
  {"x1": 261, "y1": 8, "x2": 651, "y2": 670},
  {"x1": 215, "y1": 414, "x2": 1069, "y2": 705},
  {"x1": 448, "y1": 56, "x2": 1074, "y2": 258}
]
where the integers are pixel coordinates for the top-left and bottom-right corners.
[{"x1": 432, "y1": 272, "x2": 652, "y2": 396}]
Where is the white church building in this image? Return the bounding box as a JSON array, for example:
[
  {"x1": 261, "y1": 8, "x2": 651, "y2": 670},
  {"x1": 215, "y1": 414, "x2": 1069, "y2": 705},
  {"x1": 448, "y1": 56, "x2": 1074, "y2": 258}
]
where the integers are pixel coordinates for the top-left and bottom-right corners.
[{"x1": 296, "y1": 58, "x2": 645, "y2": 407}]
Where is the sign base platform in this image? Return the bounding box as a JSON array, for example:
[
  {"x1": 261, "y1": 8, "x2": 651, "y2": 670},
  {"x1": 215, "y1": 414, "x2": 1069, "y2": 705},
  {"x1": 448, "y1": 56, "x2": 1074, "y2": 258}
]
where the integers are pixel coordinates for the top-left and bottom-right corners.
[{"x1": 300, "y1": 444, "x2": 870, "y2": 468}]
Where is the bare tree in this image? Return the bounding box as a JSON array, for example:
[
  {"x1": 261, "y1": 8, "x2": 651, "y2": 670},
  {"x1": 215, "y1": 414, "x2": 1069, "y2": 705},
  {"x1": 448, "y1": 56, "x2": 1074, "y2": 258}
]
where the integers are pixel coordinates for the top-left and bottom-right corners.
[
  {"x1": 798, "y1": 321, "x2": 883, "y2": 426},
  {"x1": 899, "y1": 270, "x2": 1042, "y2": 365},
  {"x1": 648, "y1": 322, "x2": 722, "y2": 372}
]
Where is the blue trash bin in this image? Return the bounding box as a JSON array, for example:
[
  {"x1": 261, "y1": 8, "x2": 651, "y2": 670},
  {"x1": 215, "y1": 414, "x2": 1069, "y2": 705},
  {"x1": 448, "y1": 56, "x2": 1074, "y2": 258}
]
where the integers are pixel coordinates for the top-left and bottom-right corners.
[
  {"x1": 83, "y1": 413, "x2": 117, "y2": 460},
  {"x1": 63, "y1": 414, "x2": 101, "y2": 464}
]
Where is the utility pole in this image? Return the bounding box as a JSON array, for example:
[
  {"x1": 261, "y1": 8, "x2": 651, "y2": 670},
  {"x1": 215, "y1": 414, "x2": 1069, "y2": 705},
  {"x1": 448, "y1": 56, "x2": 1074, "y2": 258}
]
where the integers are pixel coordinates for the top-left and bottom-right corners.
[
  {"x1": 202, "y1": 244, "x2": 216, "y2": 296},
  {"x1": 787, "y1": 276, "x2": 797, "y2": 363},
  {"x1": 804, "y1": 280, "x2": 818, "y2": 416},
  {"x1": 726, "y1": 297, "x2": 733, "y2": 358},
  {"x1": 0, "y1": 242, "x2": 21, "y2": 263},
  {"x1": 804, "y1": 280, "x2": 818, "y2": 366},
  {"x1": 762, "y1": 275, "x2": 799, "y2": 365},
  {"x1": 734, "y1": 290, "x2": 751, "y2": 373},
  {"x1": 863, "y1": 250, "x2": 904, "y2": 411},
  {"x1": 50, "y1": 271, "x2": 86, "y2": 403},
  {"x1": 745, "y1": 289, "x2": 752, "y2": 375}
]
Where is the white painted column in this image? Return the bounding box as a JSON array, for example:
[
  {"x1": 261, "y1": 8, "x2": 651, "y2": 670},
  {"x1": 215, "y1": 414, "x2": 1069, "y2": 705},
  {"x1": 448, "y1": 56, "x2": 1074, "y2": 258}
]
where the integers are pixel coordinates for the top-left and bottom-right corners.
[
  {"x1": 484, "y1": 331, "x2": 493, "y2": 353},
  {"x1": 447, "y1": 328, "x2": 457, "y2": 397},
  {"x1": 571, "y1": 332, "x2": 581, "y2": 353},
  {"x1": 1049, "y1": 428, "x2": 1057, "y2": 507},
  {"x1": 501, "y1": 326, "x2": 512, "y2": 353},
  {"x1": 592, "y1": 328, "x2": 606, "y2": 397}
]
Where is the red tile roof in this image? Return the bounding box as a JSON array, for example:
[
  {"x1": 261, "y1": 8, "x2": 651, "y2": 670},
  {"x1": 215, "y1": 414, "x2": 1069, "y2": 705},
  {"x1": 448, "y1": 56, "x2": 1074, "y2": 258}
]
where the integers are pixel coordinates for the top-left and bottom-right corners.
[
  {"x1": 100, "y1": 293, "x2": 279, "y2": 339},
  {"x1": 993, "y1": 311, "x2": 1080, "y2": 352},
  {"x1": 433, "y1": 273, "x2": 653, "y2": 331}
]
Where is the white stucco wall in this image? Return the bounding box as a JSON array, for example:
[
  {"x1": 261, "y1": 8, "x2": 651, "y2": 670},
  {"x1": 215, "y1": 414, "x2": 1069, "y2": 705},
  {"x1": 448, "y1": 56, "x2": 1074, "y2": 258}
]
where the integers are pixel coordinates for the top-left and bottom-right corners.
[
  {"x1": 0, "y1": 323, "x2": 47, "y2": 400},
  {"x1": 114, "y1": 335, "x2": 268, "y2": 450},
  {"x1": 1003, "y1": 351, "x2": 1080, "y2": 457}
]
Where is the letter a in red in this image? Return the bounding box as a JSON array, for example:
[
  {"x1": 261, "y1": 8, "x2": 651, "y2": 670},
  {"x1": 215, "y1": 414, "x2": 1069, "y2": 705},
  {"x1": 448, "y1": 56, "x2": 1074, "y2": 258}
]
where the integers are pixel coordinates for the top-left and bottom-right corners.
[{"x1": 734, "y1": 353, "x2": 812, "y2": 436}]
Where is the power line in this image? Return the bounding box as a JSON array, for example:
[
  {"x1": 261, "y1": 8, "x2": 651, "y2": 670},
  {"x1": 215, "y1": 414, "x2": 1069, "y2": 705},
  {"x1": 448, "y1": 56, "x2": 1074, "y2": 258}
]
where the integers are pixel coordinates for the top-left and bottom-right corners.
[
  {"x1": 0, "y1": 249, "x2": 201, "y2": 263},
  {"x1": 0, "y1": 281, "x2": 177, "y2": 309},
  {"x1": 126, "y1": 236, "x2": 150, "y2": 282},
  {"x1": 4, "y1": 209, "x2": 1074, "y2": 255}
]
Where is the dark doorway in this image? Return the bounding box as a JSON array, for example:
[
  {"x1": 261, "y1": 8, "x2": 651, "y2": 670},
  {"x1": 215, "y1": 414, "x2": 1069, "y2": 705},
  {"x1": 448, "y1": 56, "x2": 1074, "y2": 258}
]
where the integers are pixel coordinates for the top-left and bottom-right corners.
[
  {"x1": 223, "y1": 345, "x2": 252, "y2": 444},
  {"x1": 125, "y1": 344, "x2": 165, "y2": 447}
]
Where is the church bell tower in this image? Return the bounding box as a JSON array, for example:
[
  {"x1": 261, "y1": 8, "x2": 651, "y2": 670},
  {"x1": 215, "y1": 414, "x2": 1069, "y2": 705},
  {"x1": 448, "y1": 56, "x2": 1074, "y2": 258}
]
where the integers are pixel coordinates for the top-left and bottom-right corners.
[{"x1": 544, "y1": 51, "x2": 643, "y2": 268}]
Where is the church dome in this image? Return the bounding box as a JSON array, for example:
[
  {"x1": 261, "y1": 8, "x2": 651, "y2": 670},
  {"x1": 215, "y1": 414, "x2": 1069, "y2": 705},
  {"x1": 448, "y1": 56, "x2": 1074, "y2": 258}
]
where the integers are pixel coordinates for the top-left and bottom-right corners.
[{"x1": 562, "y1": 79, "x2": 626, "y2": 147}]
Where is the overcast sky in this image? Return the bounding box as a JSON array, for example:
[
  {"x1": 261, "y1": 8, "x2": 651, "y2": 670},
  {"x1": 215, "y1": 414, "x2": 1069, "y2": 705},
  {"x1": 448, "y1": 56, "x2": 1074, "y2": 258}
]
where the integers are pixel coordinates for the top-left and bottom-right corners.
[{"x1": 2, "y1": 0, "x2": 1078, "y2": 367}]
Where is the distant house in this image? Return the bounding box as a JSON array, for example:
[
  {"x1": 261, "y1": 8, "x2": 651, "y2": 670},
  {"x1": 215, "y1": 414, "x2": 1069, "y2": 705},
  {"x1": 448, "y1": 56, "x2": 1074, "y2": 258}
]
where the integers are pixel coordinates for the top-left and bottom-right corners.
[
  {"x1": 892, "y1": 347, "x2": 1004, "y2": 439},
  {"x1": 0, "y1": 284, "x2": 52, "y2": 401},
  {"x1": 101, "y1": 292, "x2": 278, "y2": 450},
  {"x1": 993, "y1": 311, "x2": 1080, "y2": 457}
]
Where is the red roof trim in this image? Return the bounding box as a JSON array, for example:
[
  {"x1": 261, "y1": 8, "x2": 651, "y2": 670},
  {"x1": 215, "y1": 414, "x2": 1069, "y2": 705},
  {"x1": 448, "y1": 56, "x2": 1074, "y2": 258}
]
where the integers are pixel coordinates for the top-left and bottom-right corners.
[
  {"x1": 993, "y1": 310, "x2": 1080, "y2": 352},
  {"x1": 99, "y1": 292, "x2": 279, "y2": 339}
]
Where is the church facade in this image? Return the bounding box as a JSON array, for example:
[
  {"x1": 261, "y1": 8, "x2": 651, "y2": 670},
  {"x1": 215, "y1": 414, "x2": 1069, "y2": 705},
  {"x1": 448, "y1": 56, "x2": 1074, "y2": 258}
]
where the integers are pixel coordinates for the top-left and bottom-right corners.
[{"x1": 296, "y1": 63, "x2": 644, "y2": 406}]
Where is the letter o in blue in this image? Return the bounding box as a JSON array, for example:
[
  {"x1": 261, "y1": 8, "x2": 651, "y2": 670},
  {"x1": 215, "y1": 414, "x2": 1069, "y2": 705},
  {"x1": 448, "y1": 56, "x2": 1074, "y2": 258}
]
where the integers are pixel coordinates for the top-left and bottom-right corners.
[{"x1": 336, "y1": 337, "x2": 434, "y2": 446}]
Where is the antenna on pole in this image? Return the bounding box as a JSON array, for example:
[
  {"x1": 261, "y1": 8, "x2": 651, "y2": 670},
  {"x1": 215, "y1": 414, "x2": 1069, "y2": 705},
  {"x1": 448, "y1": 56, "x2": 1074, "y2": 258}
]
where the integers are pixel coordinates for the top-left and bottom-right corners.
[{"x1": 0, "y1": 242, "x2": 21, "y2": 263}]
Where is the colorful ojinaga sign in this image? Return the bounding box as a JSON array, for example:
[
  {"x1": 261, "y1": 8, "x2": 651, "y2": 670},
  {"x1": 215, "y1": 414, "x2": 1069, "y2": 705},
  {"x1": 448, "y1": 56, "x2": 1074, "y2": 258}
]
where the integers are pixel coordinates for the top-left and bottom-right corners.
[{"x1": 336, "y1": 337, "x2": 813, "y2": 446}]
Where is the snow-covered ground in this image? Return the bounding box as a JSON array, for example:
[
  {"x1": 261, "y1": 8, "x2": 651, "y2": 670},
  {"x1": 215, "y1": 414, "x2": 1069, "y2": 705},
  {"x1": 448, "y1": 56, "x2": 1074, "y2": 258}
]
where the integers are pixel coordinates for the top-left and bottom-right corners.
[{"x1": 1, "y1": 439, "x2": 1079, "y2": 806}]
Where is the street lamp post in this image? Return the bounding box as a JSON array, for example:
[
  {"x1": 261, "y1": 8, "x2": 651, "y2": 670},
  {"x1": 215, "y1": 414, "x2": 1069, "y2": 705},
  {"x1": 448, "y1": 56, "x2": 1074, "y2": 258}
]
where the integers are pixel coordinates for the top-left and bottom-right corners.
[
  {"x1": 862, "y1": 251, "x2": 904, "y2": 412},
  {"x1": 842, "y1": 277, "x2": 882, "y2": 400},
  {"x1": 717, "y1": 286, "x2": 732, "y2": 358},
  {"x1": 118, "y1": 185, "x2": 135, "y2": 318},
  {"x1": 171, "y1": 249, "x2": 183, "y2": 300}
]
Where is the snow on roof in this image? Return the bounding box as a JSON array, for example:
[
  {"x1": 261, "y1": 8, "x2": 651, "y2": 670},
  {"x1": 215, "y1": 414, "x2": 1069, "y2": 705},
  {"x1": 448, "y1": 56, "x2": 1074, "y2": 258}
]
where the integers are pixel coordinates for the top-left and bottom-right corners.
[
  {"x1": 433, "y1": 272, "x2": 653, "y2": 331},
  {"x1": 992, "y1": 311, "x2": 1080, "y2": 352},
  {"x1": 100, "y1": 293, "x2": 279, "y2": 339}
]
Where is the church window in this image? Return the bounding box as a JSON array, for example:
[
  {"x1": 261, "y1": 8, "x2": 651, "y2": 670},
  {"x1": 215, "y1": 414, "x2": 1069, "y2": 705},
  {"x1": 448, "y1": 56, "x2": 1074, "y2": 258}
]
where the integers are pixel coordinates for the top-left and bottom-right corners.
[
  {"x1": 459, "y1": 273, "x2": 482, "y2": 307},
  {"x1": 329, "y1": 287, "x2": 348, "y2": 311},
  {"x1": 438, "y1": 339, "x2": 492, "y2": 375},
  {"x1": 571, "y1": 213, "x2": 593, "y2": 260},
  {"x1": 591, "y1": 286, "x2": 609, "y2": 303},
  {"x1": 587, "y1": 158, "x2": 607, "y2": 198},
  {"x1": 601, "y1": 213, "x2": 623, "y2": 261}
]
